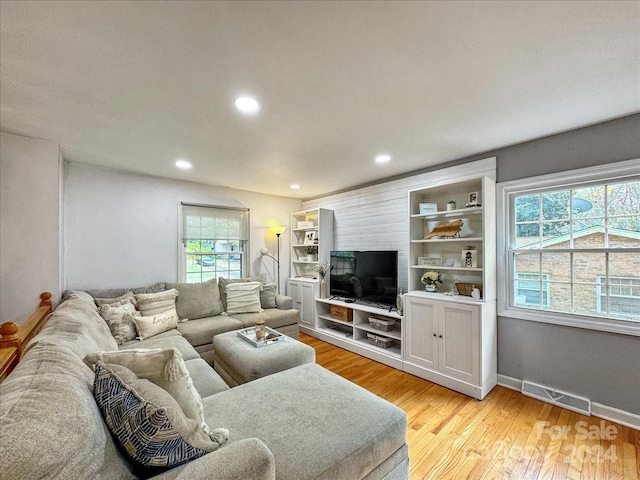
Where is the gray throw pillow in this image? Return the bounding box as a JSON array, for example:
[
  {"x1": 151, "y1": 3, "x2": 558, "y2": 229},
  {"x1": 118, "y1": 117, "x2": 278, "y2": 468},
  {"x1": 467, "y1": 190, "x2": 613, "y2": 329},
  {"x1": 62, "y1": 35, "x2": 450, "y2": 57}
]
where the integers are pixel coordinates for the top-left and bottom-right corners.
[
  {"x1": 260, "y1": 283, "x2": 277, "y2": 309},
  {"x1": 165, "y1": 279, "x2": 224, "y2": 320},
  {"x1": 94, "y1": 291, "x2": 136, "y2": 307},
  {"x1": 98, "y1": 301, "x2": 138, "y2": 345}
]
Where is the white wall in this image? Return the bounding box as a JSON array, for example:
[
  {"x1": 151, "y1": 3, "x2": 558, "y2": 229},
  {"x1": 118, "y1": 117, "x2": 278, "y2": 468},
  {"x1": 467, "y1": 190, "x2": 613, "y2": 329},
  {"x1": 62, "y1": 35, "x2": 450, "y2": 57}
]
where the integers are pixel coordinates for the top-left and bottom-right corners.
[
  {"x1": 0, "y1": 132, "x2": 62, "y2": 322},
  {"x1": 303, "y1": 157, "x2": 496, "y2": 292},
  {"x1": 64, "y1": 162, "x2": 301, "y2": 292}
]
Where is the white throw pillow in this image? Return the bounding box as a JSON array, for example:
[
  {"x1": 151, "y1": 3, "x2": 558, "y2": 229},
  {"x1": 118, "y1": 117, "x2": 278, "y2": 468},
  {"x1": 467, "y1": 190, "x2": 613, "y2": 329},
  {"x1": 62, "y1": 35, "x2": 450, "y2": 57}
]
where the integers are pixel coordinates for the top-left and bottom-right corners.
[
  {"x1": 129, "y1": 308, "x2": 179, "y2": 340},
  {"x1": 84, "y1": 348, "x2": 221, "y2": 440},
  {"x1": 135, "y1": 289, "x2": 179, "y2": 316},
  {"x1": 225, "y1": 281, "x2": 263, "y2": 314},
  {"x1": 98, "y1": 301, "x2": 138, "y2": 345}
]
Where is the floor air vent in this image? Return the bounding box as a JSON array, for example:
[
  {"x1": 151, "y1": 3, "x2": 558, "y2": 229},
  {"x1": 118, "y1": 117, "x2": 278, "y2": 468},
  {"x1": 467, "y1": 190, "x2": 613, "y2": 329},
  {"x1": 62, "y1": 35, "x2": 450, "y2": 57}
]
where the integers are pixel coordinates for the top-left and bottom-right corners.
[{"x1": 521, "y1": 380, "x2": 591, "y2": 415}]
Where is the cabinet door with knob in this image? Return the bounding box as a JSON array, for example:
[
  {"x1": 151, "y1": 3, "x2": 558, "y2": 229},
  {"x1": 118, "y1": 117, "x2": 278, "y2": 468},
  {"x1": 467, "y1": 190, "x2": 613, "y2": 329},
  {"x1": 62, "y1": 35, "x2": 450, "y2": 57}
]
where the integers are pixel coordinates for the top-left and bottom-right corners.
[
  {"x1": 404, "y1": 296, "x2": 438, "y2": 370},
  {"x1": 402, "y1": 293, "x2": 495, "y2": 399},
  {"x1": 438, "y1": 302, "x2": 479, "y2": 385},
  {"x1": 286, "y1": 278, "x2": 319, "y2": 331}
]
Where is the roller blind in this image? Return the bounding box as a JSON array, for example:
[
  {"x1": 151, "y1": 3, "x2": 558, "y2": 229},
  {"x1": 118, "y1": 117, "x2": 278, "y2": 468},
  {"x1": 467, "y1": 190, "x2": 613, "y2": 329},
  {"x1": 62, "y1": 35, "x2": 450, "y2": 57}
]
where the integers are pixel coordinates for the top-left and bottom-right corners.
[{"x1": 182, "y1": 204, "x2": 249, "y2": 242}]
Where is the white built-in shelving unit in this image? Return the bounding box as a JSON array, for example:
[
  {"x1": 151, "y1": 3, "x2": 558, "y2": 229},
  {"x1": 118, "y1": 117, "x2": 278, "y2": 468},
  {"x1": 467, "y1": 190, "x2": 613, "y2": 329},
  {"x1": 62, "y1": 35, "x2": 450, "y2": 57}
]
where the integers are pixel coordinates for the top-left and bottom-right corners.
[
  {"x1": 404, "y1": 175, "x2": 497, "y2": 399},
  {"x1": 289, "y1": 208, "x2": 333, "y2": 279}
]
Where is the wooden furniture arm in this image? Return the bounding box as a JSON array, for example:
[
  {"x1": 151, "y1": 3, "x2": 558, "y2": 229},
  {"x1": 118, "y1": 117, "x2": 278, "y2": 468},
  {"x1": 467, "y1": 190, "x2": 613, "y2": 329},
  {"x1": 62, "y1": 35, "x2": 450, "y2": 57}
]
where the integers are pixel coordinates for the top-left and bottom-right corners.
[{"x1": 0, "y1": 293, "x2": 53, "y2": 380}]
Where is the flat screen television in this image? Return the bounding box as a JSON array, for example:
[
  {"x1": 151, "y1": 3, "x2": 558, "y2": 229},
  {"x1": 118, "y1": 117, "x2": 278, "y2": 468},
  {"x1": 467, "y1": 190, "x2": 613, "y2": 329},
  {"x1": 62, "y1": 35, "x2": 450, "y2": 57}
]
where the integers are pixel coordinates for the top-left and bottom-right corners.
[{"x1": 329, "y1": 250, "x2": 398, "y2": 307}]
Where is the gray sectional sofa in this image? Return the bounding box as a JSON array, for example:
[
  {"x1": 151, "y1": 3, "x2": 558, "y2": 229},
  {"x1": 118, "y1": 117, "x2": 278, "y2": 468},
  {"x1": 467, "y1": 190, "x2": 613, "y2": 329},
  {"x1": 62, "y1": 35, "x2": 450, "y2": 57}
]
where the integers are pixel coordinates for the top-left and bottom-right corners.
[
  {"x1": 0, "y1": 281, "x2": 409, "y2": 479},
  {"x1": 84, "y1": 278, "x2": 301, "y2": 364}
]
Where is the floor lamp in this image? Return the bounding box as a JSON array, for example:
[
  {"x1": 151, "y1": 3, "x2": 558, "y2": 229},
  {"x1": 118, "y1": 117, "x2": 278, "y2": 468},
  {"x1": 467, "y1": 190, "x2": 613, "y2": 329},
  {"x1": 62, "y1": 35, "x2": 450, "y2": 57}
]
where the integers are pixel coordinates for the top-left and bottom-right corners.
[{"x1": 261, "y1": 225, "x2": 287, "y2": 292}]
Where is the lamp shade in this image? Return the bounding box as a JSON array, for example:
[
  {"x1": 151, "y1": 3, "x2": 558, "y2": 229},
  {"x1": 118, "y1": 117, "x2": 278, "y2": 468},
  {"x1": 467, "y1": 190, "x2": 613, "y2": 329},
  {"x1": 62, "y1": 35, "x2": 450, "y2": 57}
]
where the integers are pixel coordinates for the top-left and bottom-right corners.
[{"x1": 271, "y1": 225, "x2": 287, "y2": 235}]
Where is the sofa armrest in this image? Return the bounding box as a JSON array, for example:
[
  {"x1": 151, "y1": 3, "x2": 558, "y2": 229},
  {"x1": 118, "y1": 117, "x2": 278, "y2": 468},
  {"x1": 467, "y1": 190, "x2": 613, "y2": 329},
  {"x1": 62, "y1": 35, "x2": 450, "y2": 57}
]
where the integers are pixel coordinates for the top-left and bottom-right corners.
[
  {"x1": 275, "y1": 294, "x2": 293, "y2": 310},
  {"x1": 151, "y1": 438, "x2": 275, "y2": 480}
]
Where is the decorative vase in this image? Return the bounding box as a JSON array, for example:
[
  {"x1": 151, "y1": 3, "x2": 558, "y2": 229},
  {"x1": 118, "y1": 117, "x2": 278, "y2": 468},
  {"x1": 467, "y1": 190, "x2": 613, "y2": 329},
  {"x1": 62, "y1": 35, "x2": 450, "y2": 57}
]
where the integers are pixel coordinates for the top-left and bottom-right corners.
[
  {"x1": 425, "y1": 284, "x2": 437, "y2": 292},
  {"x1": 307, "y1": 254, "x2": 314, "y2": 262},
  {"x1": 320, "y1": 278, "x2": 327, "y2": 298},
  {"x1": 396, "y1": 288, "x2": 403, "y2": 316}
]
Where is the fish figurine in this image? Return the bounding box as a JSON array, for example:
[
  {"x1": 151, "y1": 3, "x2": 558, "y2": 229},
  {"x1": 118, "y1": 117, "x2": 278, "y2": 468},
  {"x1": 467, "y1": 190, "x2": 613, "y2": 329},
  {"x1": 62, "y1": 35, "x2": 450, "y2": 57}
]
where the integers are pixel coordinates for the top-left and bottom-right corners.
[{"x1": 424, "y1": 219, "x2": 464, "y2": 239}]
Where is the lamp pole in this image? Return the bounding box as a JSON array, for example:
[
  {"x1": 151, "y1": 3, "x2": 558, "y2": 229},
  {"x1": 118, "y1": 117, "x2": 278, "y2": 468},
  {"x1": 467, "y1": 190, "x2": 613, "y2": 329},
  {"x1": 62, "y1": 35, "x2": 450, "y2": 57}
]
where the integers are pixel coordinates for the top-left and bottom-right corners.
[
  {"x1": 267, "y1": 225, "x2": 287, "y2": 293},
  {"x1": 276, "y1": 232, "x2": 282, "y2": 290}
]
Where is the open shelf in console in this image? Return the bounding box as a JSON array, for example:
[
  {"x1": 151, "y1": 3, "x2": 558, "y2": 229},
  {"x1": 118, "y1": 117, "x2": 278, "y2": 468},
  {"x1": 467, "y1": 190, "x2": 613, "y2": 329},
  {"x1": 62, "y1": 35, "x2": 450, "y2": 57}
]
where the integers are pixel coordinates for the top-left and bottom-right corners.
[{"x1": 313, "y1": 298, "x2": 403, "y2": 369}]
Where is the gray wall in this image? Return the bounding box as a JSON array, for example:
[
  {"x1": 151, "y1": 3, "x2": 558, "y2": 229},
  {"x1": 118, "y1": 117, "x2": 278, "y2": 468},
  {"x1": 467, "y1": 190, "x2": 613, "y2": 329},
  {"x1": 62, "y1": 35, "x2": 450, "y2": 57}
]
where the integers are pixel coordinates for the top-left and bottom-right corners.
[
  {"x1": 0, "y1": 132, "x2": 62, "y2": 322},
  {"x1": 64, "y1": 162, "x2": 301, "y2": 293},
  {"x1": 492, "y1": 114, "x2": 640, "y2": 415}
]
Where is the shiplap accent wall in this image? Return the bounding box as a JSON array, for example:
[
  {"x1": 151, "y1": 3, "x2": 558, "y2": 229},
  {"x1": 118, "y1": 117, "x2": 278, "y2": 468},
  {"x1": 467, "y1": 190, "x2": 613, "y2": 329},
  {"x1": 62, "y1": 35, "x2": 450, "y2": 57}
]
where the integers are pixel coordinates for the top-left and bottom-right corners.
[{"x1": 303, "y1": 157, "x2": 496, "y2": 292}]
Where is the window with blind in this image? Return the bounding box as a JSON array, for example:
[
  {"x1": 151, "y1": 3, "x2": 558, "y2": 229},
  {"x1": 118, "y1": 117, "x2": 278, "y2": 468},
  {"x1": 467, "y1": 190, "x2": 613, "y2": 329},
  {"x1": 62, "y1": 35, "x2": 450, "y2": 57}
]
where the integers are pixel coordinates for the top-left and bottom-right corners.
[
  {"x1": 180, "y1": 204, "x2": 249, "y2": 283},
  {"x1": 497, "y1": 159, "x2": 640, "y2": 335}
]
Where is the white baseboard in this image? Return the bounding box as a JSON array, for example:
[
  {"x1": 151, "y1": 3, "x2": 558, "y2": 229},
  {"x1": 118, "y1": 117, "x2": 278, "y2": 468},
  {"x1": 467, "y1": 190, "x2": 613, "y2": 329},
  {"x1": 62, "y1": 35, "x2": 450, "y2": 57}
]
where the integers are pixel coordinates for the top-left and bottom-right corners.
[
  {"x1": 497, "y1": 374, "x2": 639, "y2": 430},
  {"x1": 591, "y1": 403, "x2": 640, "y2": 431},
  {"x1": 497, "y1": 374, "x2": 522, "y2": 392}
]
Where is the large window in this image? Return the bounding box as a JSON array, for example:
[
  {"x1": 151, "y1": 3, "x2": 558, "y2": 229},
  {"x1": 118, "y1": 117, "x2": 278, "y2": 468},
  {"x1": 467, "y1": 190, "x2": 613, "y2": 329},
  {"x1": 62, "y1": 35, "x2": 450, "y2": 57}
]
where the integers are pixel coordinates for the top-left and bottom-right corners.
[
  {"x1": 180, "y1": 204, "x2": 249, "y2": 283},
  {"x1": 498, "y1": 159, "x2": 640, "y2": 335}
]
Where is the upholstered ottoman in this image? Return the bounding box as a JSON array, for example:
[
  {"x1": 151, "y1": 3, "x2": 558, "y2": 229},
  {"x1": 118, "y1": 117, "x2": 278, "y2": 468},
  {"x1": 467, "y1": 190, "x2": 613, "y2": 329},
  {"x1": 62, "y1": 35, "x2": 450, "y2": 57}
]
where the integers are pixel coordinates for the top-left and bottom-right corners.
[{"x1": 213, "y1": 330, "x2": 315, "y2": 386}]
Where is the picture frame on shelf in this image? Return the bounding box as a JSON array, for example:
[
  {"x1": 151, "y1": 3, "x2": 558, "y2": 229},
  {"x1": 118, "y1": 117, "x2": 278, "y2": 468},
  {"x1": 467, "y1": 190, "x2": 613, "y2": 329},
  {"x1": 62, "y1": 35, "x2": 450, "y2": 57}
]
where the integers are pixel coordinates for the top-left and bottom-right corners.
[
  {"x1": 466, "y1": 191, "x2": 480, "y2": 207},
  {"x1": 419, "y1": 203, "x2": 438, "y2": 214},
  {"x1": 303, "y1": 230, "x2": 317, "y2": 245},
  {"x1": 418, "y1": 256, "x2": 442, "y2": 266}
]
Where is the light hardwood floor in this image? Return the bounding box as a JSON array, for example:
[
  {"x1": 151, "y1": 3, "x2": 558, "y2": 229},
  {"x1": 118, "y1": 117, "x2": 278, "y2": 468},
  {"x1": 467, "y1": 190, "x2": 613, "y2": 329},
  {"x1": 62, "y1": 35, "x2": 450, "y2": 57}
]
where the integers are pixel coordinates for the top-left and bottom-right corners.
[{"x1": 299, "y1": 334, "x2": 639, "y2": 480}]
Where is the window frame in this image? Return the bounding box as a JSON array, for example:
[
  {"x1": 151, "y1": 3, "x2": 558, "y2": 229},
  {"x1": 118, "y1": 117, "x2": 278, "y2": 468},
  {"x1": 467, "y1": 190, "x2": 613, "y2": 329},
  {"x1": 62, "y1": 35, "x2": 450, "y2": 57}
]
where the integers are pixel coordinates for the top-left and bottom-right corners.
[
  {"x1": 177, "y1": 203, "x2": 250, "y2": 283},
  {"x1": 497, "y1": 158, "x2": 640, "y2": 337},
  {"x1": 596, "y1": 275, "x2": 640, "y2": 321}
]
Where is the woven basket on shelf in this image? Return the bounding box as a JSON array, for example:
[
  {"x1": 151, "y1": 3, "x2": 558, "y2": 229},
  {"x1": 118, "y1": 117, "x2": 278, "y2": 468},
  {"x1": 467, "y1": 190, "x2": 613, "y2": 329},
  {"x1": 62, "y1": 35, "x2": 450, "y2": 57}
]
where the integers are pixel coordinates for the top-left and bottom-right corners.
[{"x1": 454, "y1": 281, "x2": 482, "y2": 297}]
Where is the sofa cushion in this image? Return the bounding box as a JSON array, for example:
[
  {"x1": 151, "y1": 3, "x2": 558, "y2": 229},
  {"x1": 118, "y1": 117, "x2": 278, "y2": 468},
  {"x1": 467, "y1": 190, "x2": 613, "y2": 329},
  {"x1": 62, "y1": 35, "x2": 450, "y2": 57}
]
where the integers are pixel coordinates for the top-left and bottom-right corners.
[
  {"x1": 26, "y1": 295, "x2": 118, "y2": 358},
  {"x1": 225, "y1": 282, "x2": 263, "y2": 314},
  {"x1": 176, "y1": 316, "x2": 243, "y2": 347},
  {"x1": 201, "y1": 363, "x2": 407, "y2": 480},
  {"x1": 184, "y1": 358, "x2": 230, "y2": 398},
  {"x1": 82, "y1": 282, "x2": 166, "y2": 298},
  {"x1": 231, "y1": 308, "x2": 300, "y2": 330},
  {"x1": 98, "y1": 301, "x2": 139, "y2": 345},
  {"x1": 84, "y1": 348, "x2": 213, "y2": 438},
  {"x1": 166, "y1": 279, "x2": 224, "y2": 320},
  {"x1": 135, "y1": 289, "x2": 179, "y2": 316},
  {"x1": 0, "y1": 343, "x2": 134, "y2": 479},
  {"x1": 93, "y1": 362, "x2": 227, "y2": 471},
  {"x1": 149, "y1": 438, "x2": 275, "y2": 480},
  {"x1": 260, "y1": 283, "x2": 277, "y2": 309},
  {"x1": 218, "y1": 275, "x2": 265, "y2": 311},
  {"x1": 131, "y1": 308, "x2": 180, "y2": 340},
  {"x1": 120, "y1": 330, "x2": 201, "y2": 361}
]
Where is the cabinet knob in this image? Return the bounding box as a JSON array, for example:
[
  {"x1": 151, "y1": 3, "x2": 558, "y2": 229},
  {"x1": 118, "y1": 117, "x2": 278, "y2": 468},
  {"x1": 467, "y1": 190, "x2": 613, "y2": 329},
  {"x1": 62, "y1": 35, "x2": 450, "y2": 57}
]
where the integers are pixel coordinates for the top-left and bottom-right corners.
[
  {"x1": 439, "y1": 335, "x2": 443, "y2": 338},
  {"x1": 433, "y1": 333, "x2": 437, "y2": 337}
]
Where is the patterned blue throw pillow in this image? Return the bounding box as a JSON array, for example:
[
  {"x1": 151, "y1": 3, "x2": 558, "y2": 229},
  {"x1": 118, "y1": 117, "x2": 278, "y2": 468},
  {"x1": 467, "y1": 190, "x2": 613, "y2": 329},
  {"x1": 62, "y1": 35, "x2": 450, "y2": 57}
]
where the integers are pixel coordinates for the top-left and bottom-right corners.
[{"x1": 93, "y1": 362, "x2": 217, "y2": 469}]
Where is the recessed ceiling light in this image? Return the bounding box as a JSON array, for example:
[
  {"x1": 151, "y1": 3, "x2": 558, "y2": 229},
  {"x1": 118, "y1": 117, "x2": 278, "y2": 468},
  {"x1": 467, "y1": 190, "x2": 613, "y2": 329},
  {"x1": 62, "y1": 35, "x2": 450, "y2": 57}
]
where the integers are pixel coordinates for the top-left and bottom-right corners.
[
  {"x1": 175, "y1": 159, "x2": 192, "y2": 170},
  {"x1": 234, "y1": 96, "x2": 260, "y2": 115},
  {"x1": 290, "y1": 184, "x2": 301, "y2": 190},
  {"x1": 375, "y1": 154, "x2": 391, "y2": 164}
]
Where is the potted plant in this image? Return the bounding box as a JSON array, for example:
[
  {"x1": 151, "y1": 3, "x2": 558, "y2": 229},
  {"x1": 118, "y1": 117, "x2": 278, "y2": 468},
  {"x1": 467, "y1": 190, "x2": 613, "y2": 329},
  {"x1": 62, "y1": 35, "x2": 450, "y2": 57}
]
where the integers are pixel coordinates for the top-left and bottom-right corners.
[
  {"x1": 421, "y1": 271, "x2": 443, "y2": 292},
  {"x1": 305, "y1": 245, "x2": 318, "y2": 262},
  {"x1": 313, "y1": 262, "x2": 333, "y2": 298}
]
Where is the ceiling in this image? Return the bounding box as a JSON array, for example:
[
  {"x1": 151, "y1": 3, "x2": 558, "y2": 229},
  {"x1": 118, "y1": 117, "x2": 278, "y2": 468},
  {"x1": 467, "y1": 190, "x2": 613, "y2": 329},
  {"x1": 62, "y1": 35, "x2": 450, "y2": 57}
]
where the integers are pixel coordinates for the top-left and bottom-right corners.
[{"x1": 1, "y1": 1, "x2": 639, "y2": 199}]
